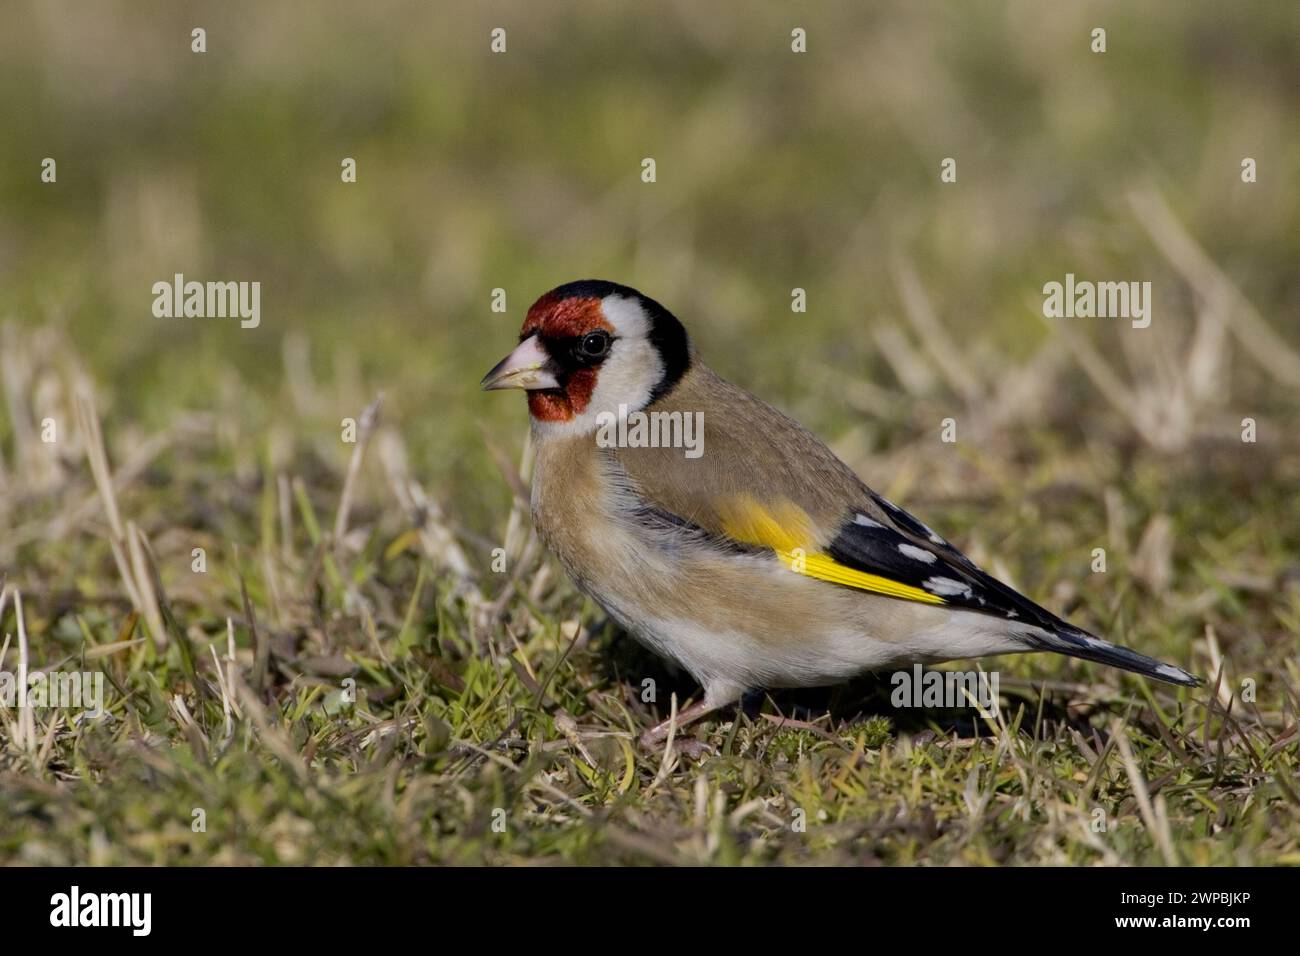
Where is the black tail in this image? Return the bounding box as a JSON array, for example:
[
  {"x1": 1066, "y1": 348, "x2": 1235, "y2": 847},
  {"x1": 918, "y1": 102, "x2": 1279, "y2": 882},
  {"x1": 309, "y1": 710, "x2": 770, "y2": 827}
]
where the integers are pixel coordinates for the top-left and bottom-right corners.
[{"x1": 1025, "y1": 626, "x2": 1202, "y2": 687}]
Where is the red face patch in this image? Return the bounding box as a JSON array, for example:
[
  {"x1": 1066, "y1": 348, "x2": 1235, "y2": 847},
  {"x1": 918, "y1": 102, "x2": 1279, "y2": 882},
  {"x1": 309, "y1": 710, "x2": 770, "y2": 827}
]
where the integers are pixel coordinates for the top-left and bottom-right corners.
[
  {"x1": 521, "y1": 294, "x2": 611, "y2": 340},
  {"x1": 521, "y1": 295, "x2": 613, "y2": 422}
]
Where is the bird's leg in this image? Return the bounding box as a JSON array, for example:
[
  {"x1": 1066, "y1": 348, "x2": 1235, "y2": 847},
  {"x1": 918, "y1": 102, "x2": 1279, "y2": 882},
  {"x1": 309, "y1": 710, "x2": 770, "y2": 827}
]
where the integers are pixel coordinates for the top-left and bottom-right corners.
[{"x1": 638, "y1": 697, "x2": 718, "y2": 753}]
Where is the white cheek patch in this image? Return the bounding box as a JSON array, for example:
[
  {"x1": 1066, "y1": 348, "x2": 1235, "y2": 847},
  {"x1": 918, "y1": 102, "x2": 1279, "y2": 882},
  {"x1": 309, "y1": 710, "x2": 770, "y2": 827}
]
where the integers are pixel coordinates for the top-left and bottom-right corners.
[
  {"x1": 587, "y1": 338, "x2": 663, "y2": 412},
  {"x1": 600, "y1": 294, "x2": 653, "y2": 338},
  {"x1": 533, "y1": 294, "x2": 666, "y2": 439}
]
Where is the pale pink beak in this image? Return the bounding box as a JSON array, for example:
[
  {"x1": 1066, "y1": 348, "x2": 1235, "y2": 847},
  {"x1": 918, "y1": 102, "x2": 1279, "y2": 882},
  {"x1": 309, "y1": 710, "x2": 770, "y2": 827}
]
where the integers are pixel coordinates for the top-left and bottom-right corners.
[{"x1": 481, "y1": 335, "x2": 561, "y2": 391}]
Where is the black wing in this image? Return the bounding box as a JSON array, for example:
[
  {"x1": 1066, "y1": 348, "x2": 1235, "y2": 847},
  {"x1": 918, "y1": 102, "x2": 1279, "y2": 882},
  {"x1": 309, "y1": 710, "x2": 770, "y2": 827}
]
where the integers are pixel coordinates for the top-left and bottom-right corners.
[
  {"x1": 827, "y1": 498, "x2": 1060, "y2": 628},
  {"x1": 829, "y1": 493, "x2": 1200, "y2": 687}
]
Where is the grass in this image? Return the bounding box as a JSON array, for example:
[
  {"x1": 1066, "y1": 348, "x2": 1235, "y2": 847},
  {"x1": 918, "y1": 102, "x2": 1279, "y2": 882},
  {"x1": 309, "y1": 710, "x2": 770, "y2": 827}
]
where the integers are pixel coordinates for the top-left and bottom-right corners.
[
  {"x1": 1, "y1": 0, "x2": 1299, "y2": 865},
  {"x1": 2, "y1": 310, "x2": 1297, "y2": 865}
]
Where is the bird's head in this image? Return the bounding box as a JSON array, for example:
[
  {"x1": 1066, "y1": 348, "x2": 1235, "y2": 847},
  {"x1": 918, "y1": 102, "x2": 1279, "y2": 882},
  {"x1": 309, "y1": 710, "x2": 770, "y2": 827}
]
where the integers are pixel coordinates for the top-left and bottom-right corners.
[{"x1": 481, "y1": 280, "x2": 691, "y2": 430}]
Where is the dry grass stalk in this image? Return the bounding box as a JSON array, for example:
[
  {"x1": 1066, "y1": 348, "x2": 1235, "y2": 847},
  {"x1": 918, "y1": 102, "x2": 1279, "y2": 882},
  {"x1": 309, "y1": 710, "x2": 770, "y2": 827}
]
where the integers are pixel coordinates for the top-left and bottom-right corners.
[
  {"x1": 333, "y1": 394, "x2": 383, "y2": 544},
  {"x1": 1129, "y1": 185, "x2": 1300, "y2": 388},
  {"x1": 0, "y1": 323, "x2": 55, "y2": 491},
  {"x1": 1114, "y1": 721, "x2": 1179, "y2": 866},
  {"x1": 1019, "y1": 184, "x2": 1300, "y2": 454},
  {"x1": 893, "y1": 256, "x2": 984, "y2": 405},
  {"x1": 15, "y1": 589, "x2": 36, "y2": 752},
  {"x1": 872, "y1": 321, "x2": 935, "y2": 396},
  {"x1": 378, "y1": 430, "x2": 476, "y2": 585},
  {"x1": 74, "y1": 389, "x2": 148, "y2": 622},
  {"x1": 237, "y1": 552, "x2": 270, "y2": 694},
  {"x1": 232, "y1": 670, "x2": 309, "y2": 782},
  {"x1": 126, "y1": 521, "x2": 168, "y2": 650},
  {"x1": 281, "y1": 331, "x2": 322, "y2": 417},
  {"x1": 277, "y1": 472, "x2": 294, "y2": 563}
]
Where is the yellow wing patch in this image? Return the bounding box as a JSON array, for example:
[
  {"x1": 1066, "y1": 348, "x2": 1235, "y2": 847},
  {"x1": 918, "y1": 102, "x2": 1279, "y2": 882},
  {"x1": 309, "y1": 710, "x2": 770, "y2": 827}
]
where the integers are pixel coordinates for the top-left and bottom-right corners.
[
  {"x1": 716, "y1": 494, "x2": 813, "y2": 553},
  {"x1": 780, "y1": 551, "x2": 944, "y2": 604},
  {"x1": 715, "y1": 495, "x2": 945, "y2": 606}
]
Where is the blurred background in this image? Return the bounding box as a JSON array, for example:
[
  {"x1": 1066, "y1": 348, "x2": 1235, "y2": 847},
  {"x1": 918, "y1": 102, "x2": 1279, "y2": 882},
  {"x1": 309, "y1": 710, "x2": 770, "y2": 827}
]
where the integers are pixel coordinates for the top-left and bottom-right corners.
[{"x1": 1, "y1": 0, "x2": 1298, "y2": 595}]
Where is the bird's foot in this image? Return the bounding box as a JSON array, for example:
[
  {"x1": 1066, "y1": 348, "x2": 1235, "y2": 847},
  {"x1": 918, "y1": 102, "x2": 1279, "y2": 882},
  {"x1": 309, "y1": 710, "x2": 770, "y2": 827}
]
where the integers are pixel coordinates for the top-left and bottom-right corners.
[
  {"x1": 638, "y1": 728, "x2": 713, "y2": 759},
  {"x1": 638, "y1": 697, "x2": 718, "y2": 757}
]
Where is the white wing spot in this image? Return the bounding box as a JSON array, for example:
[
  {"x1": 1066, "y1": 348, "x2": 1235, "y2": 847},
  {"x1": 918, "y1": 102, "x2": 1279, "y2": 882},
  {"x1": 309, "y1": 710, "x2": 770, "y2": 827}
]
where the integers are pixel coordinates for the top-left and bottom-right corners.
[
  {"x1": 1157, "y1": 663, "x2": 1191, "y2": 682},
  {"x1": 898, "y1": 543, "x2": 937, "y2": 564},
  {"x1": 923, "y1": 576, "x2": 973, "y2": 599},
  {"x1": 854, "y1": 514, "x2": 885, "y2": 529}
]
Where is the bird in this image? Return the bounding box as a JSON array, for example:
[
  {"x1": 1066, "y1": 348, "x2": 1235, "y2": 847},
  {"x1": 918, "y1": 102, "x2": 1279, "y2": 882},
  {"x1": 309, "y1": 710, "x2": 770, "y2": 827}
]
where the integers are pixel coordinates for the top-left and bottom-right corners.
[{"x1": 482, "y1": 279, "x2": 1201, "y2": 750}]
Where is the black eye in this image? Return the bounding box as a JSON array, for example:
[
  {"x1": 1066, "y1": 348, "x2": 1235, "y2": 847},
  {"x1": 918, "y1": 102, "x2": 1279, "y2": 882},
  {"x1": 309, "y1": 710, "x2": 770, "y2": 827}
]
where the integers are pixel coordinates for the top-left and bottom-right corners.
[{"x1": 577, "y1": 331, "x2": 611, "y2": 360}]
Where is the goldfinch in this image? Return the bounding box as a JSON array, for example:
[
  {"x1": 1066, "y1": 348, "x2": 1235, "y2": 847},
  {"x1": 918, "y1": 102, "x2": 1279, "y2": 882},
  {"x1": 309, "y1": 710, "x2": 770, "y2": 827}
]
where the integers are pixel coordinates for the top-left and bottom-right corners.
[{"x1": 482, "y1": 280, "x2": 1201, "y2": 747}]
